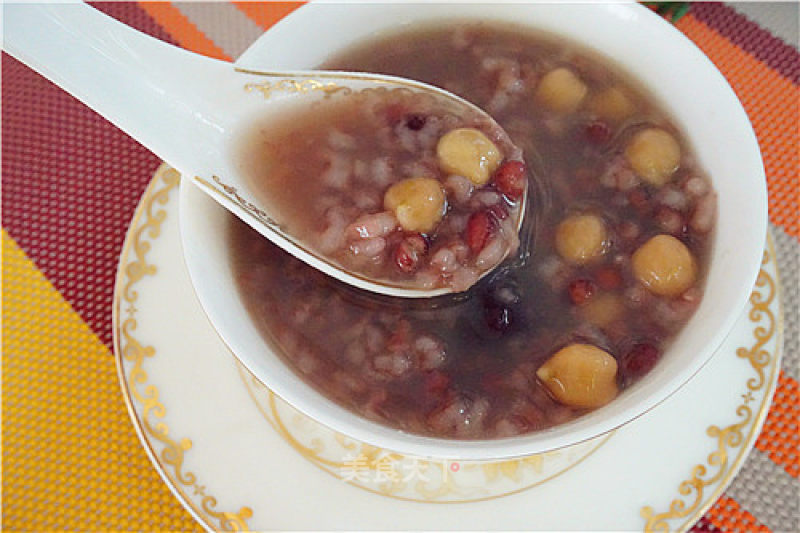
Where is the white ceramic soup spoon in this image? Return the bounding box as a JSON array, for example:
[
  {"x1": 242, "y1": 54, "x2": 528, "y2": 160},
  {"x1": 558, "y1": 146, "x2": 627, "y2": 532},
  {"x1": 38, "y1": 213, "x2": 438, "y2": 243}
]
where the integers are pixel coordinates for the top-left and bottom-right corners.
[{"x1": 4, "y1": 2, "x2": 527, "y2": 298}]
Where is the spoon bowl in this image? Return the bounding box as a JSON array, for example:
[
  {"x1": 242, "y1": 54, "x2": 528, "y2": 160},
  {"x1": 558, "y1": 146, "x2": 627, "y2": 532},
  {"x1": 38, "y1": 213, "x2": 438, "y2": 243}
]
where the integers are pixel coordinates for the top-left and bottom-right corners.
[{"x1": 3, "y1": 2, "x2": 526, "y2": 298}]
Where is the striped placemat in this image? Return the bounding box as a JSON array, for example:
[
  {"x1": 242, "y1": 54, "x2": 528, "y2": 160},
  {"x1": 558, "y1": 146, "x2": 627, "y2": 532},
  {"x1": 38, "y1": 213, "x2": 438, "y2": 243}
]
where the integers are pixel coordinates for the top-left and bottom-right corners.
[{"x1": 2, "y1": 2, "x2": 797, "y2": 531}]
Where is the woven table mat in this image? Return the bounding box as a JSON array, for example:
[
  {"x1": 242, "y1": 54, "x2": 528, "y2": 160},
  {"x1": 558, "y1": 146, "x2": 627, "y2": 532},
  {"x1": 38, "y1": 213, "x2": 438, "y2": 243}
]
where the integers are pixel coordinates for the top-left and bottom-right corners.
[{"x1": 2, "y1": 2, "x2": 797, "y2": 531}]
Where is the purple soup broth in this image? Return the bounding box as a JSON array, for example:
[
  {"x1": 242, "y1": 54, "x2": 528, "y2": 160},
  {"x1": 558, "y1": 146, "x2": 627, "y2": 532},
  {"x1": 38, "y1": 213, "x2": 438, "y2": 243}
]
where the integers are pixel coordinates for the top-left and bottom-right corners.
[{"x1": 227, "y1": 21, "x2": 716, "y2": 440}]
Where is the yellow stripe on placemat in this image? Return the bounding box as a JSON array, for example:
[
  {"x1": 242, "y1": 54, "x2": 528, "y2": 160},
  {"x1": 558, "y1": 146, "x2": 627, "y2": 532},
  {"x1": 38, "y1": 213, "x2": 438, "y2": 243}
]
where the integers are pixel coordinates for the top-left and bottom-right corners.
[{"x1": 1, "y1": 230, "x2": 199, "y2": 531}]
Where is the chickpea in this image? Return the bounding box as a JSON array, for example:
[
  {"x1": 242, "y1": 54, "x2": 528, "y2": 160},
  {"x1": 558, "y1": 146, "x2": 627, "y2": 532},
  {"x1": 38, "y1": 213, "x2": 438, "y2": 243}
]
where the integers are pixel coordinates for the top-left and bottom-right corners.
[
  {"x1": 536, "y1": 344, "x2": 619, "y2": 409},
  {"x1": 535, "y1": 67, "x2": 588, "y2": 114},
  {"x1": 580, "y1": 292, "x2": 624, "y2": 328},
  {"x1": 384, "y1": 177, "x2": 447, "y2": 233},
  {"x1": 588, "y1": 87, "x2": 635, "y2": 121},
  {"x1": 436, "y1": 128, "x2": 502, "y2": 186},
  {"x1": 555, "y1": 214, "x2": 608, "y2": 265},
  {"x1": 625, "y1": 128, "x2": 681, "y2": 186},
  {"x1": 632, "y1": 234, "x2": 697, "y2": 297}
]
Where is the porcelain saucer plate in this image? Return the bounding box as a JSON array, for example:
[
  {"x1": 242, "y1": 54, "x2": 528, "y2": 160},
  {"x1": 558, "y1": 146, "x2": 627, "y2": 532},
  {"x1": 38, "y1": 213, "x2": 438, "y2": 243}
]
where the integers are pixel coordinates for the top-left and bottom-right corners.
[{"x1": 113, "y1": 166, "x2": 782, "y2": 531}]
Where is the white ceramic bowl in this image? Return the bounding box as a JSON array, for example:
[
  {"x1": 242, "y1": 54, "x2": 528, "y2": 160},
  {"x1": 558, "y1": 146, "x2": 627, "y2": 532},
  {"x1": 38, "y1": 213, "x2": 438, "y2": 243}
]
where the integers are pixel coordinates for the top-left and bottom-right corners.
[{"x1": 179, "y1": 3, "x2": 766, "y2": 460}]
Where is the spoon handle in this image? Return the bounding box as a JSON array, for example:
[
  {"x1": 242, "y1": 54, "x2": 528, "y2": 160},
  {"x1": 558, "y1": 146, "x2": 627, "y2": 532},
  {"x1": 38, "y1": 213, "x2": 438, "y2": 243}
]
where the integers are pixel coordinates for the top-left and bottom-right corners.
[{"x1": 3, "y1": 2, "x2": 235, "y2": 177}]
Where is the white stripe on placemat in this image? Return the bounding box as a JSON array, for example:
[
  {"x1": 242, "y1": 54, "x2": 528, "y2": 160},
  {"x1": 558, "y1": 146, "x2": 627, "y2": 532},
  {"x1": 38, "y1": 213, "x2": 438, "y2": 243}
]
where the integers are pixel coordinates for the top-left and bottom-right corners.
[
  {"x1": 175, "y1": 2, "x2": 264, "y2": 60},
  {"x1": 727, "y1": 222, "x2": 799, "y2": 533},
  {"x1": 730, "y1": 2, "x2": 800, "y2": 51},
  {"x1": 726, "y1": 448, "x2": 800, "y2": 532},
  {"x1": 772, "y1": 224, "x2": 799, "y2": 383}
]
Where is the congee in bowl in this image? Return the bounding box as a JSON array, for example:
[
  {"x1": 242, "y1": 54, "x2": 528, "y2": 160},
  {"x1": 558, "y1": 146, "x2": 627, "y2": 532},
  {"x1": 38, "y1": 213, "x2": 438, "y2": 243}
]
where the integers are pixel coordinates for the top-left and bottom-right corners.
[
  {"x1": 227, "y1": 21, "x2": 716, "y2": 439},
  {"x1": 180, "y1": 2, "x2": 767, "y2": 459}
]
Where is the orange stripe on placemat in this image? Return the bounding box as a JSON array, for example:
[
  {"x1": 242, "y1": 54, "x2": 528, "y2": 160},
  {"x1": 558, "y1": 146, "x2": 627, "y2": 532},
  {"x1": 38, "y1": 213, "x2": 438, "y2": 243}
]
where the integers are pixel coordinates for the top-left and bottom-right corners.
[
  {"x1": 706, "y1": 495, "x2": 771, "y2": 532},
  {"x1": 675, "y1": 14, "x2": 799, "y2": 240},
  {"x1": 136, "y1": 2, "x2": 231, "y2": 61},
  {"x1": 755, "y1": 371, "x2": 800, "y2": 478},
  {"x1": 233, "y1": 1, "x2": 304, "y2": 30}
]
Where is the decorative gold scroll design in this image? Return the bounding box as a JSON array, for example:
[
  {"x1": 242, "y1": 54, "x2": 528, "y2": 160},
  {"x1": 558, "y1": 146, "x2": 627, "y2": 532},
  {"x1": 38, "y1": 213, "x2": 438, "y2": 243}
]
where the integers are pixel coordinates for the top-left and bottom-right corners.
[
  {"x1": 244, "y1": 79, "x2": 351, "y2": 100},
  {"x1": 197, "y1": 175, "x2": 285, "y2": 232},
  {"x1": 119, "y1": 166, "x2": 253, "y2": 531},
  {"x1": 641, "y1": 246, "x2": 779, "y2": 532},
  {"x1": 239, "y1": 367, "x2": 612, "y2": 504},
  {"x1": 262, "y1": 387, "x2": 482, "y2": 500},
  {"x1": 736, "y1": 251, "x2": 776, "y2": 392}
]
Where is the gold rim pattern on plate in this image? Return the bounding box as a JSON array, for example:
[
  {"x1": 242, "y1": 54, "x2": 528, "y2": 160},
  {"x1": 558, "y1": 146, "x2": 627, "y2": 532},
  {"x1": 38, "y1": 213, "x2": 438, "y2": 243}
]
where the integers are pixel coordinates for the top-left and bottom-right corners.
[
  {"x1": 113, "y1": 165, "x2": 782, "y2": 531},
  {"x1": 113, "y1": 166, "x2": 253, "y2": 532},
  {"x1": 235, "y1": 242, "x2": 781, "y2": 513},
  {"x1": 238, "y1": 364, "x2": 613, "y2": 504},
  {"x1": 641, "y1": 237, "x2": 782, "y2": 532}
]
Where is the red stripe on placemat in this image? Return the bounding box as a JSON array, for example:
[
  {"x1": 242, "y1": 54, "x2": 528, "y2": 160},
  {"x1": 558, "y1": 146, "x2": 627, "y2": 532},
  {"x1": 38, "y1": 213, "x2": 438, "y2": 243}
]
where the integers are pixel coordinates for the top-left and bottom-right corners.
[
  {"x1": 691, "y1": 2, "x2": 800, "y2": 85},
  {"x1": 1, "y1": 2, "x2": 174, "y2": 350},
  {"x1": 690, "y1": 515, "x2": 722, "y2": 532},
  {"x1": 755, "y1": 372, "x2": 800, "y2": 478},
  {"x1": 89, "y1": 2, "x2": 178, "y2": 46}
]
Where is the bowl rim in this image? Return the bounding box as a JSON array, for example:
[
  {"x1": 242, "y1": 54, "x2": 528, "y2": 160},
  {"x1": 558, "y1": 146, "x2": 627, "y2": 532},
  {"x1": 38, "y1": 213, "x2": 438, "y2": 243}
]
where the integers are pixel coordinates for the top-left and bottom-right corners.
[{"x1": 179, "y1": 1, "x2": 767, "y2": 460}]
